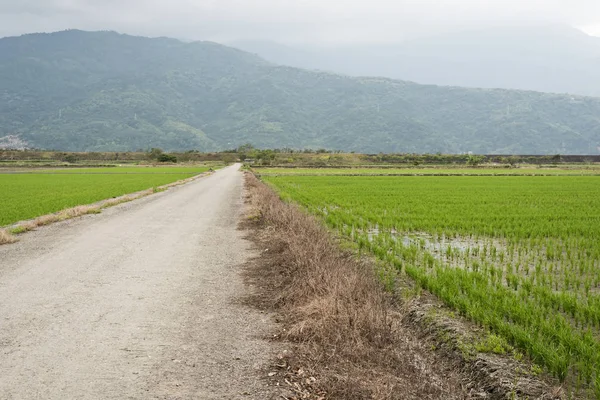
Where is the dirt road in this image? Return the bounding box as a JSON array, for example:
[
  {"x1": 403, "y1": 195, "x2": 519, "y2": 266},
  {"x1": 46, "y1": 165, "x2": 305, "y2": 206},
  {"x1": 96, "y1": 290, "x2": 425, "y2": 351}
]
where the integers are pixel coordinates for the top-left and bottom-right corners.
[{"x1": 0, "y1": 164, "x2": 279, "y2": 399}]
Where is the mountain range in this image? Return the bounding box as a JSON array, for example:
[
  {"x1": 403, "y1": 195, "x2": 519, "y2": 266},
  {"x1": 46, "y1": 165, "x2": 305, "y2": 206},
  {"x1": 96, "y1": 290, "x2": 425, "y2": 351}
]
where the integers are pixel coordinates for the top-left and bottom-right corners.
[
  {"x1": 230, "y1": 25, "x2": 600, "y2": 97},
  {"x1": 0, "y1": 29, "x2": 599, "y2": 154}
]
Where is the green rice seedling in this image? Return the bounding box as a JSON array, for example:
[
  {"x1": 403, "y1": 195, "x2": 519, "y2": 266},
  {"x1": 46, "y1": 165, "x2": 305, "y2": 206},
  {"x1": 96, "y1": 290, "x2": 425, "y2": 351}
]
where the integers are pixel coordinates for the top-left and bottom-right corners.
[{"x1": 264, "y1": 174, "x2": 600, "y2": 391}]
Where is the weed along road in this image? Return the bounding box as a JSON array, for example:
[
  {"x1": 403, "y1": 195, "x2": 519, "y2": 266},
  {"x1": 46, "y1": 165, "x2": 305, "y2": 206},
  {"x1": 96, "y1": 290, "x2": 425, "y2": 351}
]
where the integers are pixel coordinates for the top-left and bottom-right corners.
[{"x1": 0, "y1": 164, "x2": 277, "y2": 399}]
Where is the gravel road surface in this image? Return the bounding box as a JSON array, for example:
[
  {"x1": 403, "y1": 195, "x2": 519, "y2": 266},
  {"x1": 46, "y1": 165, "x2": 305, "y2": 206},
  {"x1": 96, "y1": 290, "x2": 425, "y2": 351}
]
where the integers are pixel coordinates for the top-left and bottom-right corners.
[{"x1": 0, "y1": 164, "x2": 279, "y2": 399}]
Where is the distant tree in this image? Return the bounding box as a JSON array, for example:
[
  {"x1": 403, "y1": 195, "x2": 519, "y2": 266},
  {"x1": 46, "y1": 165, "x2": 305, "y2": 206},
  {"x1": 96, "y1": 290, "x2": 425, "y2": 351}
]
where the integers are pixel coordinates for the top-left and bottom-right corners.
[
  {"x1": 466, "y1": 154, "x2": 485, "y2": 166},
  {"x1": 255, "y1": 149, "x2": 276, "y2": 165},
  {"x1": 158, "y1": 153, "x2": 177, "y2": 163},
  {"x1": 237, "y1": 143, "x2": 255, "y2": 153},
  {"x1": 221, "y1": 154, "x2": 236, "y2": 163},
  {"x1": 62, "y1": 154, "x2": 77, "y2": 163},
  {"x1": 507, "y1": 156, "x2": 519, "y2": 167},
  {"x1": 148, "y1": 148, "x2": 164, "y2": 160}
]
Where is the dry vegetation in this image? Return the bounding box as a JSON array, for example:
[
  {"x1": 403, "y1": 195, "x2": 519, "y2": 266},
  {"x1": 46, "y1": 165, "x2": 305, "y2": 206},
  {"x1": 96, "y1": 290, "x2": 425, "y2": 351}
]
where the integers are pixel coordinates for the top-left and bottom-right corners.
[
  {"x1": 0, "y1": 229, "x2": 17, "y2": 244},
  {"x1": 243, "y1": 173, "x2": 471, "y2": 399},
  {"x1": 242, "y1": 173, "x2": 564, "y2": 400}
]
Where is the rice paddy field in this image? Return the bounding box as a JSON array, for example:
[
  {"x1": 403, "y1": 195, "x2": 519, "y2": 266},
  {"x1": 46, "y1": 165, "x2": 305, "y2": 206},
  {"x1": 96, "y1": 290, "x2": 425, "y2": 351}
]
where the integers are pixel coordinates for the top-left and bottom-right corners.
[
  {"x1": 7, "y1": 166, "x2": 213, "y2": 174},
  {"x1": 263, "y1": 171, "x2": 600, "y2": 396},
  {"x1": 256, "y1": 166, "x2": 600, "y2": 176},
  {"x1": 0, "y1": 166, "x2": 212, "y2": 226}
]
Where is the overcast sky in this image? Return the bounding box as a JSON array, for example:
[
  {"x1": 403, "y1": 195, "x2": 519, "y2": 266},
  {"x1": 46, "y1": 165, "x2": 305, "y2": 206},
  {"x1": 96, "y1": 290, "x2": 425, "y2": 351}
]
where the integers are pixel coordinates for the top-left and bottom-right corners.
[{"x1": 1, "y1": 0, "x2": 600, "y2": 44}]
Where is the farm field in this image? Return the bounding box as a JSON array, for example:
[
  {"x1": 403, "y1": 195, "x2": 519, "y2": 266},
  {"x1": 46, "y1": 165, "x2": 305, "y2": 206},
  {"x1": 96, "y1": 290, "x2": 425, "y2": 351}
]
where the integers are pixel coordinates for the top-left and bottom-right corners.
[
  {"x1": 3, "y1": 166, "x2": 214, "y2": 174},
  {"x1": 264, "y1": 174, "x2": 600, "y2": 395},
  {"x1": 0, "y1": 166, "x2": 211, "y2": 226},
  {"x1": 255, "y1": 167, "x2": 600, "y2": 176}
]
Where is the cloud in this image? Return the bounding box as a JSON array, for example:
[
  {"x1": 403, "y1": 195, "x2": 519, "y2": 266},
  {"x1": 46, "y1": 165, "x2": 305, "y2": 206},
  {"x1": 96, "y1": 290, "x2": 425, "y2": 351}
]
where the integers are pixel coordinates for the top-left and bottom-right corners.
[
  {"x1": 0, "y1": 0, "x2": 599, "y2": 43},
  {"x1": 583, "y1": 24, "x2": 600, "y2": 36}
]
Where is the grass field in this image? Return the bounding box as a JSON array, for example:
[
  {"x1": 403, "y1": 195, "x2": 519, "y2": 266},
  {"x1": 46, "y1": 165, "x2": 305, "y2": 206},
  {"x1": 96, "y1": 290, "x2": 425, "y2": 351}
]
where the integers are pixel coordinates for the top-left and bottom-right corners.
[
  {"x1": 255, "y1": 167, "x2": 600, "y2": 176},
  {"x1": 0, "y1": 167, "x2": 211, "y2": 226},
  {"x1": 264, "y1": 174, "x2": 600, "y2": 395},
  {"x1": 7, "y1": 166, "x2": 214, "y2": 174}
]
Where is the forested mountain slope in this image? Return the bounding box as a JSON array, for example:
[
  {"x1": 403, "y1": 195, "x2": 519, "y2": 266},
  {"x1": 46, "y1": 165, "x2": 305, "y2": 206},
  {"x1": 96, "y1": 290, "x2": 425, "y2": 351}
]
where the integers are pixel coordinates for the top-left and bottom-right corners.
[{"x1": 1, "y1": 30, "x2": 599, "y2": 154}]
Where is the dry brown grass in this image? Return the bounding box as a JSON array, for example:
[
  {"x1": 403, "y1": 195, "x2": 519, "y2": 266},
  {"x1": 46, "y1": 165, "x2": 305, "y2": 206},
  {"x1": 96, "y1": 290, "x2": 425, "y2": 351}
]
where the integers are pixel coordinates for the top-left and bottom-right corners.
[
  {"x1": 10, "y1": 205, "x2": 101, "y2": 233},
  {"x1": 59, "y1": 205, "x2": 101, "y2": 219},
  {"x1": 0, "y1": 229, "x2": 17, "y2": 244},
  {"x1": 17, "y1": 221, "x2": 39, "y2": 232},
  {"x1": 245, "y1": 174, "x2": 389, "y2": 348},
  {"x1": 243, "y1": 173, "x2": 562, "y2": 400},
  {"x1": 99, "y1": 192, "x2": 147, "y2": 209},
  {"x1": 242, "y1": 173, "x2": 470, "y2": 399}
]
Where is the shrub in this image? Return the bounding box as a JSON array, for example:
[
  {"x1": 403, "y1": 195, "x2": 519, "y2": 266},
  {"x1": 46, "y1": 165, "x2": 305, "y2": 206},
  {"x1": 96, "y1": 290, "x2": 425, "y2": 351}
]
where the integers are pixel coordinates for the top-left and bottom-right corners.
[{"x1": 158, "y1": 153, "x2": 177, "y2": 163}]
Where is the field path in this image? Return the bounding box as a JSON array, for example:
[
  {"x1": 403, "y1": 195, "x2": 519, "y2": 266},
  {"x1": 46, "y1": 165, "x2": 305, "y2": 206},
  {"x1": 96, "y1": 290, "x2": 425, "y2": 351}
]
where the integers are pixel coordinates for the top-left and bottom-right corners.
[{"x1": 0, "y1": 164, "x2": 279, "y2": 399}]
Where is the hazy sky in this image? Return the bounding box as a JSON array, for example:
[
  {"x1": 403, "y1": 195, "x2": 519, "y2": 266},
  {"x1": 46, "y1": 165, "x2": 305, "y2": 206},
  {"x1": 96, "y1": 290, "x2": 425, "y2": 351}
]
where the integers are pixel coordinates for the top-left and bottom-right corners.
[{"x1": 1, "y1": 0, "x2": 600, "y2": 43}]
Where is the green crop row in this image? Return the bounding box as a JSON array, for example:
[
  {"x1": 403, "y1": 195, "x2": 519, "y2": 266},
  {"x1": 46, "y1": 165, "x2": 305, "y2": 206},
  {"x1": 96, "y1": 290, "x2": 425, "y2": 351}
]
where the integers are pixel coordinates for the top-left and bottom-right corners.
[
  {"x1": 255, "y1": 167, "x2": 600, "y2": 176},
  {"x1": 264, "y1": 175, "x2": 600, "y2": 396}
]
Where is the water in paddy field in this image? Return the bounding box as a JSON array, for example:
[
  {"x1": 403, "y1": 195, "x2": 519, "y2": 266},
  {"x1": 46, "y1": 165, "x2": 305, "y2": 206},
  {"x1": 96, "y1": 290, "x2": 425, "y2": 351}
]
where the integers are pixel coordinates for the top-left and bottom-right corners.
[
  {"x1": 365, "y1": 227, "x2": 499, "y2": 261},
  {"x1": 361, "y1": 226, "x2": 600, "y2": 296}
]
